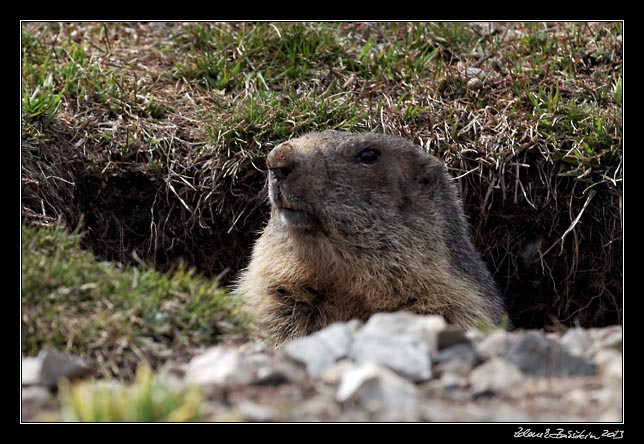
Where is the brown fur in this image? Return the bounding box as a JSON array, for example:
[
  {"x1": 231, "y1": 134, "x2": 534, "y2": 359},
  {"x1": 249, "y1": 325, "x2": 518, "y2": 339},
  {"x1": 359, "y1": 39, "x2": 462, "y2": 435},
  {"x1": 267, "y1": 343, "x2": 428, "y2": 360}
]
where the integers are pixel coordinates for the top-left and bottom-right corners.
[{"x1": 235, "y1": 131, "x2": 507, "y2": 344}]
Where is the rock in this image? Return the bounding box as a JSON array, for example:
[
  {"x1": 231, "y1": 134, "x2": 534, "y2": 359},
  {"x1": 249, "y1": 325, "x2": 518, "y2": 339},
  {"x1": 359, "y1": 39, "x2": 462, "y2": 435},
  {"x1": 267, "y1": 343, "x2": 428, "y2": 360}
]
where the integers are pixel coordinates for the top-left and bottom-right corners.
[
  {"x1": 254, "y1": 366, "x2": 287, "y2": 386},
  {"x1": 283, "y1": 322, "x2": 355, "y2": 377},
  {"x1": 185, "y1": 346, "x2": 255, "y2": 386},
  {"x1": 502, "y1": 331, "x2": 597, "y2": 377},
  {"x1": 469, "y1": 357, "x2": 523, "y2": 396},
  {"x1": 594, "y1": 348, "x2": 621, "y2": 371},
  {"x1": 435, "y1": 343, "x2": 479, "y2": 376},
  {"x1": 594, "y1": 349, "x2": 622, "y2": 421},
  {"x1": 350, "y1": 332, "x2": 432, "y2": 382},
  {"x1": 563, "y1": 388, "x2": 592, "y2": 407},
  {"x1": 502, "y1": 29, "x2": 525, "y2": 41},
  {"x1": 236, "y1": 401, "x2": 277, "y2": 422},
  {"x1": 475, "y1": 329, "x2": 512, "y2": 360},
  {"x1": 590, "y1": 326, "x2": 622, "y2": 352},
  {"x1": 358, "y1": 312, "x2": 446, "y2": 353},
  {"x1": 347, "y1": 312, "x2": 446, "y2": 382},
  {"x1": 437, "y1": 326, "x2": 470, "y2": 350},
  {"x1": 465, "y1": 329, "x2": 485, "y2": 342},
  {"x1": 424, "y1": 373, "x2": 470, "y2": 402},
  {"x1": 468, "y1": 78, "x2": 483, "y2": 90},
  {"x1": 319, "y1": 360, "x2": 357, "y2": 385},
  {"x1": 37, "y1": 349, "x2": 93, "y2": 389},
  {"x1": 251, "y1": 351, "x2": 305, "y2": 386},
  {"x1": 472, "y1": 22, "x2": 497, "y2": 36},
  {"x1": 22, "y1": 356, "x2": 42, "y2": 386},
  {"x1": 22, "y1": 386, "x2": 57, "y2": 421},
  {"x1": 560, "y1": 328, "x2": 593, "y2": 357},
  {"x1": 438, "y1": 372, "x2": 468, "y2": 390},
  {"x1": 336, "y1": 362, "x2": 419, "y2": 421}
]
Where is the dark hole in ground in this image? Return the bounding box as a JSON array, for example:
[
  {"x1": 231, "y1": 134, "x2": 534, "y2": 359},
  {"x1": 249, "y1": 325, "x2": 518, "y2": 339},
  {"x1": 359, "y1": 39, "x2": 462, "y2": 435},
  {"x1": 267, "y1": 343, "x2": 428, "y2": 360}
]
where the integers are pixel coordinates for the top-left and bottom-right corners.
[
  {"x1": 72, "y1": 170, "x2": 260, "y2": 285},
  {"x1": 460, "y1": 155, "x2": 622, "y2": 329},
  {"x1": 75, "y1": 171, "x2": 157, "y2": 261}
]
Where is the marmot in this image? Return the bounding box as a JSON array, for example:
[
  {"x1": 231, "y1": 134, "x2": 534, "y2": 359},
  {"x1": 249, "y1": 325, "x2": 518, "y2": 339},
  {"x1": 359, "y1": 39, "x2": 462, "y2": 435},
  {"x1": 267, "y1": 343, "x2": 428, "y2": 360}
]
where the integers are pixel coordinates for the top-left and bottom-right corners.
[{"x1": 235, "y1": 131, "x2": 507, "y2": 344}]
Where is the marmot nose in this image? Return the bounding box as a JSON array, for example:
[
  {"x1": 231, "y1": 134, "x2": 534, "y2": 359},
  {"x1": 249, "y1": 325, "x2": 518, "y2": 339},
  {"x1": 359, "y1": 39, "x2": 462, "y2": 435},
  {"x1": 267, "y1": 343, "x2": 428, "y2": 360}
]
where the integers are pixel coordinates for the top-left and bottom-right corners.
[{"x1": 267, "y1": 142, "x2": 298, "y2": 181}]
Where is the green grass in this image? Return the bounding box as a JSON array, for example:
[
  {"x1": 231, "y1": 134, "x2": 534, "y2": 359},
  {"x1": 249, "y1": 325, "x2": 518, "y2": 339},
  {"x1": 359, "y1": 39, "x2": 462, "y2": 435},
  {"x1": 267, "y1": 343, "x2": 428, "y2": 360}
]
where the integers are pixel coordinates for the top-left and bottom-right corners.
[
  {"x1": 21, "y1": 224, "x2": 249, "y2": 378},
  {"x1": 59, "y1": 366, "x2": 204, "y2": 422},
  {"x1": 176, "y1": 23, "x2": 348, "y2": 90}
]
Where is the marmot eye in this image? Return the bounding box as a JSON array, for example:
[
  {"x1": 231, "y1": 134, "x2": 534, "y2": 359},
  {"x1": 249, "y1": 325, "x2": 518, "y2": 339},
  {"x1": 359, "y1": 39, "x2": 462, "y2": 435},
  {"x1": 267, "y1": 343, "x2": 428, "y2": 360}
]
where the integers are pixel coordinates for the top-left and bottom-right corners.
[{"x1": 357, "y1": 147, "x2": 380, "y2": 164}]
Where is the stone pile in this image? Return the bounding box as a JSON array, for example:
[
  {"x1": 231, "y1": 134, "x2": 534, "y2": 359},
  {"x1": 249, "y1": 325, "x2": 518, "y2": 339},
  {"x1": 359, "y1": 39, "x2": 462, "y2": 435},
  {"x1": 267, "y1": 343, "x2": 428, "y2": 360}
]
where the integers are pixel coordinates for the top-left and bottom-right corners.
[{"x1": 22, "y1": 312, "x2": 623, "y2": 422}]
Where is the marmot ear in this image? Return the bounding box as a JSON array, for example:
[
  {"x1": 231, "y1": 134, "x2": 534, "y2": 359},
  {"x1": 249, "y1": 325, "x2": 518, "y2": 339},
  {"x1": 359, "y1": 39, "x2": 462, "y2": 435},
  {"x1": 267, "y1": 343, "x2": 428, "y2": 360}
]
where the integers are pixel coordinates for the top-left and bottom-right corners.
[{"x1": 415, "y1": 160, "x2": 445, "y2": 189}]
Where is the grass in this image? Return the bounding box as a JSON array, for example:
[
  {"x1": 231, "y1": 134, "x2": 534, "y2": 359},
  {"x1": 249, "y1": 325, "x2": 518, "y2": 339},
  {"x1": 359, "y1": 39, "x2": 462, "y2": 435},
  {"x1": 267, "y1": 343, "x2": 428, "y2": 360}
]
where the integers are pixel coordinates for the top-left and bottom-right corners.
[
  {"x1": 21, "y1": 21, "x2": 622, "y2": 350},
  {"x1": 59, "y1": 366, "x2": 204, "y2": 422},
  {"x1": 21, "y1": 223, "x2": 248, "y2": 379}
]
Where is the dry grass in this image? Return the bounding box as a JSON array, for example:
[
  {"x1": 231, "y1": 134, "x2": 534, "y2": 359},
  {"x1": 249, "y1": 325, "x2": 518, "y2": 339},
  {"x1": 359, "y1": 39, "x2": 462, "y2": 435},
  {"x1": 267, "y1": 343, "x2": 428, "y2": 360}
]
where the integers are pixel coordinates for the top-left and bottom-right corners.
[{"x1": 22, "y1": 21, "x2": 622, "y2": 334}]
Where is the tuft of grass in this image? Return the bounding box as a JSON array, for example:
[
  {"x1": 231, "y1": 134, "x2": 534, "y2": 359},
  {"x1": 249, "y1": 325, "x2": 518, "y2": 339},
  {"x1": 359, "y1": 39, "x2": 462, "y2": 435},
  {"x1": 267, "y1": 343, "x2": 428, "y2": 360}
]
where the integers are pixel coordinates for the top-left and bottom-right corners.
[
  {"x1": 21, "y1": 51, "x2": 63, "y2": 127},
  {"x1": 176, "y1": 23, "x2": 347, "y2": 90},
  {"x1": 59, "y1": 366, "x2": 204, "y2": 422},
  {"x1": 21, "y1": 223, "x2": 249, "y2": 378}
]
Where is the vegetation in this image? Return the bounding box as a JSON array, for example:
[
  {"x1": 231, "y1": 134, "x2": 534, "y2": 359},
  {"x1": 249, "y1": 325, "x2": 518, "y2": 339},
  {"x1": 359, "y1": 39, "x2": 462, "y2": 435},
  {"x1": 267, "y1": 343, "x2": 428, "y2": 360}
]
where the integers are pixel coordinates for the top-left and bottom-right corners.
[
  {"x1": 22, "y1": 21, "x2": 622, "y2": 366},
  {"x1": 22, "y1": 224, "x2": 248, "y2": 378},
  {"x1": 59, "y1": 366, "x2": 204, "y2": 422}
]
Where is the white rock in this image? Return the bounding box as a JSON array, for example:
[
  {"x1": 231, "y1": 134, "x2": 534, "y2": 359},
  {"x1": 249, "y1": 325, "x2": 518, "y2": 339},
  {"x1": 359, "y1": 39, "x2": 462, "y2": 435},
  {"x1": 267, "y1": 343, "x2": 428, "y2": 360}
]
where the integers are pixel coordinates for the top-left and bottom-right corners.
[
  {"x1": 560, "y1": 328, "x2": 593, "y2": 358},
  {"x1": 594, "y1": 348, "x2": 622, "y2": 371},
  {"x1": 438, "y1": 372, "x2": 469, "y2": 391},
  {"x1": 319, "y1": 360, "x2": 357, "y2": 385},
  {"x1": 360, "y1": 311, "x2": 445, "y2": 335},
  {"x1": 359, "y1": 311, "x2": 446, "y2": 353},
  {"x1": 336, "y1": 362, "x2": 419, "y2": 421},
  {"x1": 22, "y1": 357, "x2": 41, "y2": 386},
  {"x1": 283, "y1": 322, "x2": 355, "y2": 377},
  {"x1": 350, "y1": 332, "x2": 432, "y2": 382},
  {"x1": 465, "y1": 329, "x2": 485, "y2": 342},
  {"x1": 475, "y1": 329, "x2": 511, "y2": 359},
  {"x1": 591, "y1": 326, "x2": 622, "y2": 352},
  {"x1": 469, "y1": 357, "x2": 523, "y2": 395},
  {"x1": 348, "y1": 312, "x2": 445, "y2": 382},
  {"x1": 185, "y1": 346, "x2": 254, "y2": 386}
]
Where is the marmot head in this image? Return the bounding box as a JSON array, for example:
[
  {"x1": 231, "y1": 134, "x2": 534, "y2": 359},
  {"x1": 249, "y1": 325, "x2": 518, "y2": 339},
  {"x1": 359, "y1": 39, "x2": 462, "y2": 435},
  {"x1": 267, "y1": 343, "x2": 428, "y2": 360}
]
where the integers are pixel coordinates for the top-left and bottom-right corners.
[{"x1": 266, "y1": 131, "x2": 449, "y2": 246}]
